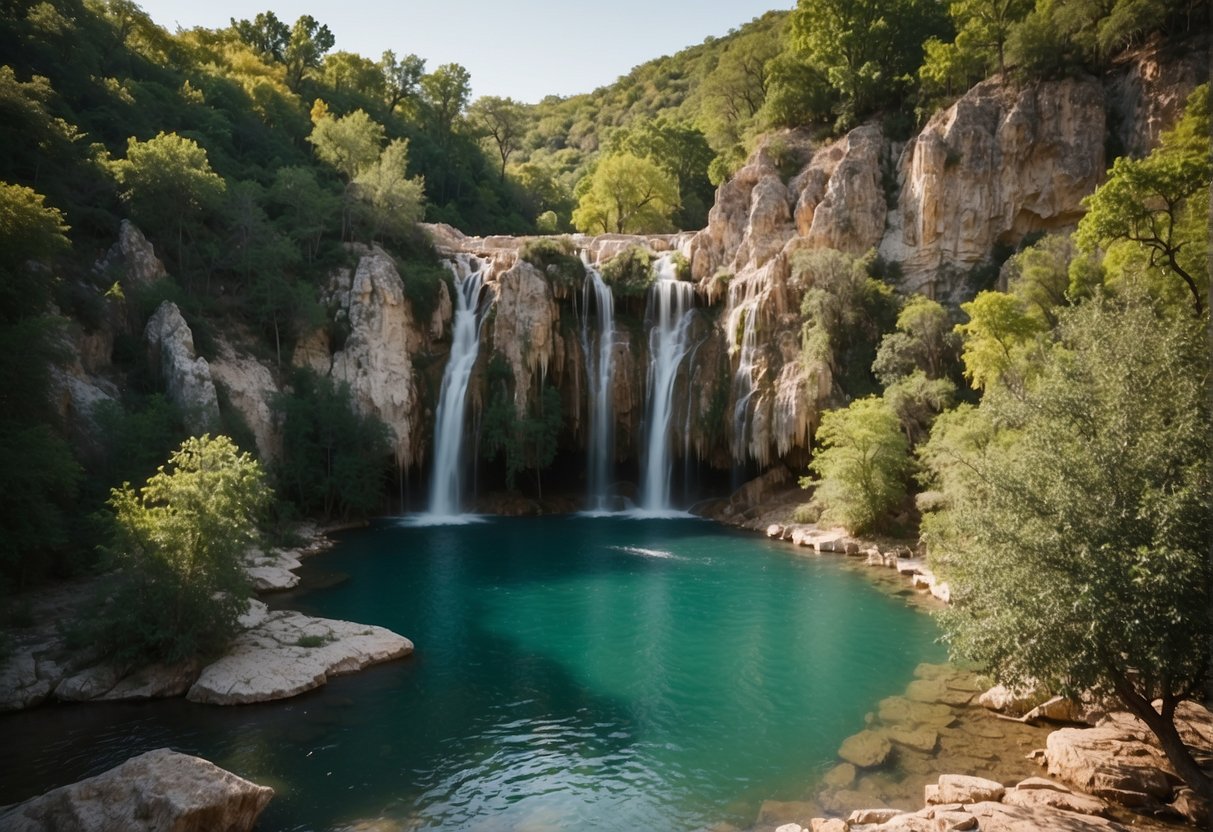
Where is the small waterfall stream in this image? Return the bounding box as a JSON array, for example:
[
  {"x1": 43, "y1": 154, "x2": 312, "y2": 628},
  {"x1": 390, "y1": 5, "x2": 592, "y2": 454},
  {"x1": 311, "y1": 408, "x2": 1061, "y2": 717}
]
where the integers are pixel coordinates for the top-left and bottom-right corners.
[
  {"x1": 640, "y1": 254, "x2": 696, "y2": 513},
  {"x1": 581, "y1": 256, "x2": 616, "y2": 512},
  {"x1": 425, "y1": 253, "x2": 490, "y2": 519},
  {"x1": 727, "y1": 278, "x2": 762, "y2": 465}
]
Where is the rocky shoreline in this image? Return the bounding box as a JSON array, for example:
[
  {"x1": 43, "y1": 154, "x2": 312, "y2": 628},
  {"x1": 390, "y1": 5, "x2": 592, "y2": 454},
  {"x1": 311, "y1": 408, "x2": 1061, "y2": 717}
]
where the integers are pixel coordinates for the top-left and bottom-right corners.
[{"x1": 0, "y1": 523, "x2": 413, "y2": 712}]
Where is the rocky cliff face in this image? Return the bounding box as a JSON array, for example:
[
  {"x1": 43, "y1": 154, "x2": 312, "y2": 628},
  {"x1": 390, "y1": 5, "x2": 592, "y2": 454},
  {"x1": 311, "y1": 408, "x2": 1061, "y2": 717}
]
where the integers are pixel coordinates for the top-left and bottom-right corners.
[{"x1": 145, "y1": 301, "x2": 222, "y2": 435}]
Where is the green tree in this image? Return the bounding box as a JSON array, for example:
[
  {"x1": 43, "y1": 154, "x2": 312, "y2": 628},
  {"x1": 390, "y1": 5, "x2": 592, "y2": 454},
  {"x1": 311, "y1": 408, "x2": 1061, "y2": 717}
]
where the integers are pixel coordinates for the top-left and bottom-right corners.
[
  {"x1": 606, "y1": 117, "x2": 715, "y2": 229},
  {"x1": 1076, "y1": 85, "x2": 1210, "y2": 316},
  {"x1": 307, "y1": 106, "x2": 384, "y2": 181},
  {"x1": 110, "y1": 132, "x2": 226, "y2": 280},
  {"x1": 954, "y1": 290, "x2": 1044, "y2": 390},
  {"x1": 883, "y1": 370, "x2": 956, "y2": 444},
  {"x1": 797, "y1": 248, "x2": 899, "y2": 399},
  {"x1": 803, "y1": 396, "x2": 912, "y2": 532},
  {"x1": 948, "y1": 0, "x2": 1032, "y2": 77},
  {"x1": 571, "y1": 152, "x2": 679, "y2": 234},
  {"x1": 421, "y1": 63, "x2": 471, "y2": 133},
  {"x1": 274, "y1": 369, "x2": 391, "y2": 520},
  {"x1": 380, "y1": 50, "x2": 425, "y2": 115},
  {"x1": 267, "y1": 166, "x2": 340, "y2": 263},
  {"x1": 0, "y1": 183, "x2": 79, "y2": 586},
  {"x1": 322, "y1": 51, "x2": 385, "y2": 100},
  {"x1": 788, "y1": 0, "x2": 949, "y2": 126},
  {"x1": 469, "y1": 96, "x2": 527, "y2": 181},
  {"x1": 921, "y1": 295, "x2": 1211, "y2": 801},
  {"x1": 351, "y1": 138, "x2": 426, "y2": 242},
  {"x1": 873, "y1": 295, "x2": 960, "y2": 385},
  {"x1": 1001, "y1": 234, "x2": 1079, "y2": 327},
  {"x1": 283, "y1": 14, "x2": 335, "y2": 92},
  {"x1": 93, "y1": 435, "x2": 270, "y2": 664},
  {"x1": 230, "y1": 11, "x2": 290, "y2": 61}
]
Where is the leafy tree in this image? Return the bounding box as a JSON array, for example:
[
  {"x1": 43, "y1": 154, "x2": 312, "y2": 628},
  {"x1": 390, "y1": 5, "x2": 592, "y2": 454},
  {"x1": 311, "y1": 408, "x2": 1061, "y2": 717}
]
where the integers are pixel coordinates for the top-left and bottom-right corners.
[
  {"x1": 274, "y1": 369, "x2": 391, "y2": 520},
  {"x1": 797, "y1": 249, "x2": 899, "y2": 399},
  {"x1": 1076, "y1": 85, "x2": 1210, "y2": 316},
  {"x1": 267, "y1": 166, "x2": 340, "y2": 263},
  {"x1": 230, "y1": 11, "x2": 290, "y2": 61},
  {"x1": 948, "y1": 0, "x2": 1032, "y2": 77},
  {"x1": 351, "y1": 138, "x2": 426, "y2": 242},
  {"x1": 787, "y1": 0, "x2": 949, "y2": 126},
  {"x1": 921, "y1": 295, "x2": 1211, "y2": 801},
  {"x1": 954, "y1": 290, "x2": 1044, "y2": 390},
  {"x1": 93, "y1": 435, "x2": 270, "y2": 664},
  {"x1": 606, "y1": 117, "x2": 715, "y2": 229},
  {"x1": 110, "y1": 132, "x2": 226, "y2": 279},
  {"x1": 307, "y1": 106, "x2": 384, "y2": 181},
  {"x1": 803, "y1": 396, "x2": 912, "y2": 532},
  {"x1": 380, "y1": 50, "x2": 425, "y2": 115},
  {"x1": 883, "y1": 370, "x2": 956, "y2": 444},
  {"x1": 0, "y1": 183, "x2": 80, "y2": 587},
  {"x1": 469, "y1": 96, "x2": 527, "y2": 181},
  {"x1": 873, "y1": 295, "x2": 960, "y2": 385},
  {"x1": 1000, "y1": 233, "x2": 1079, "y2": 327},
  {"x1": 322, "y1": 51, "x2": 384, "y2": 100},
  {"x1": 283, "y1": 14, "x2": 335, "y2": 91},
  {"x1": 571, "y1": 152, "x2": 679, "y2": 234},
  {"x1": 421, "y1": 63, "x2": 471, "y2": 133}
]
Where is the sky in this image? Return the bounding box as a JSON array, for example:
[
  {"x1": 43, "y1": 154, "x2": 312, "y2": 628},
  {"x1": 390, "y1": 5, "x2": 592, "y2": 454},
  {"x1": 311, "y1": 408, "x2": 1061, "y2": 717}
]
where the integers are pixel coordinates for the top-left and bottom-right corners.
[{"x1": 136, "y1": 0, "x2": 792, "y2": 103}]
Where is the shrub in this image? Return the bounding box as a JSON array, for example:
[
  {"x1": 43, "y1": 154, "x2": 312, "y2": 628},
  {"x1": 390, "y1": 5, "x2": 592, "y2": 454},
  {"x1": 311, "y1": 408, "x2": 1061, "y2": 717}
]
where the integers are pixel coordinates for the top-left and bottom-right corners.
[
  {"x1": 519, "y1": 236, "x2": 585, "y2": 290},
  {"x1": 600, "y1": 245, "x2": 656, "y2": 298}
]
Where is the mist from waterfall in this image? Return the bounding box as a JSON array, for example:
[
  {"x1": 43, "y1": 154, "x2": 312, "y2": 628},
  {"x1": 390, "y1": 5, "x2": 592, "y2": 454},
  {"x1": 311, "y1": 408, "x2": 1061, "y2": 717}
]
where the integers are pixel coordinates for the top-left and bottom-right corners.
[
  {"x1": 424, "y1": 253, "x2": 490, "y2": 521},
  {"x1": 581, "y1": 256, "x2": 616, "y2": 513},
  {"x1": 639, "y1": 254, "x2": 696, "y2": 514}
]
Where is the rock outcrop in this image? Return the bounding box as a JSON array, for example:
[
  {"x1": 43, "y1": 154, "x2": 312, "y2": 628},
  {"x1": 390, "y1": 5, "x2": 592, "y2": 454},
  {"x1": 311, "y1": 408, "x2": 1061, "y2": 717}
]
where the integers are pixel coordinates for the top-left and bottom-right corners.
[
  {"x1": 145, "y1": 301, "x2": 221, "y2": 434},
  {"x1": 0, "y1": 748, "x2": 273, "y2": 832},
  {"x1": 187, "y1": 603, "x2": 413, "y2": 705},
  {"x1": 881, "y1": 77, "x2": 1106, "y2": 295},
  {"x1": 324, "y1": 249, "x2": 428, "y2": 469},
  {"x1": 93, "y1": 219, "x2": 168, "y2": 290},
  {"x1": 209, "y1": 338, "x2": 281, "y2": 460},
  {"x1": 490, "y1": 259, "x2": 561, "y2": 413}
]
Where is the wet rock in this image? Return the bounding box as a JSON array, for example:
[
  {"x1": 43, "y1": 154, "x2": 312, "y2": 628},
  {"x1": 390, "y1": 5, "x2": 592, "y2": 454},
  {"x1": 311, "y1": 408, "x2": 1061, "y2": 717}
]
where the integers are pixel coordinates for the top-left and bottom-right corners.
[
  {"x1": 823, "y1": 763, "x2": 856, "y2": 789},
  {"x1": 838, "y1": 730, "x2": 893, "y2": 768},
  {"x1": 886, "y1": 726, "x2": 939, "y2": 754},
  {"x1": 878, "y1": 696, "x2": 955, "y2": 728},
  {"x1": 0, "y1": 748, "x2": 272, "y2": 832}
]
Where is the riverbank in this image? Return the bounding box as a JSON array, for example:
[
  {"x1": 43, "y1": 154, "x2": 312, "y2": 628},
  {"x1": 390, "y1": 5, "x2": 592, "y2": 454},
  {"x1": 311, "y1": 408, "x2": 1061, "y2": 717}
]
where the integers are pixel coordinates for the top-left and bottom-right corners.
[
  {"x1": 698, "y1": 476, "x2": 1211, "y2": 831},
  {"x1": 0, "y1": 522, "x2": 412, "y2": 712}
]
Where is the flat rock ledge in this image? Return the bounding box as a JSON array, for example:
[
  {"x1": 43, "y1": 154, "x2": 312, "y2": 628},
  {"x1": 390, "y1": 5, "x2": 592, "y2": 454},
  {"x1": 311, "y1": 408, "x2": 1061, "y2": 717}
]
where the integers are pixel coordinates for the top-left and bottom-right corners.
[
  {"x1": 779, "y1": 774, "x2": 1127, "y2": 832},
  {"x1": 0, "y1": 748, "x2": 272, "y2": 832},
  {"x1": 187, "y1": 603, "x2": 413, "y2": 705}
]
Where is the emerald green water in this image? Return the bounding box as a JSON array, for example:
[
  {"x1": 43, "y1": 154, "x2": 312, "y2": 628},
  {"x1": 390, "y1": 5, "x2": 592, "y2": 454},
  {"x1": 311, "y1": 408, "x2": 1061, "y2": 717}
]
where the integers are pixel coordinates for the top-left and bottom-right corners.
[{"x1": 0, "y1": 517, "x2": 943, "y2": 831}]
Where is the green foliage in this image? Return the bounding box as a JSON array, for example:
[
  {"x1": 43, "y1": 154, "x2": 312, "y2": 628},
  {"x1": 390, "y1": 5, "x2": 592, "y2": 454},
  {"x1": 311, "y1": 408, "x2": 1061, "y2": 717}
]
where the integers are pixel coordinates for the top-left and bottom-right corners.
[
  {"x1": 1076, "y1": 85, "x2": 1210, "y2": 316},
  {"x1": 398, "y1": 255, "x2": 454, "y2": 324},
  {"x1": 518, "y1": 237, "x2": 586, "y2": 289},
  {"x1": 572, "y1": 153, "x2": 680, "y2": 234},
  {"x1": 274, "y1": 369, "x2": 391, "y2": 520},
  {"x1": 295, "y1": 634, "x2": 326, "y2": 647},
  {"x1": 803, "y1": 397, "x2": 913, "y2": 532},
  {"x1": 352, "y1": 138, "x2": 426, "y2": 243},
  {"x1": 469, "y1": 96, "x2": 527, "y2": 181},
  {"x1": 420, "y1": 63, "x2": 471, "y2": 134},
  {"x1": 0, "y1": 424, "x2": 81, "y2": 586},
  {"x1": 1001, "y1": 234, "x2": 1080, "y2": 327},
  {"x1": 788, "y1": 0, "x2": 950, "y2": 129},
  {"x1": 91, "y1": 435, "x2": 270, "y2": 664},
  {"x1": 797, "y1": 249, "x2": 899, "y2": 399},
  {"x1": 882, "y1": 370, "x2": 956, "y2": 444},
  {"x1": 91, "y1": 395, "x2": 186, "y2": 495},
  {"x1": 600, "y1": 245, "x2": 656, "y2": 298},
  {"x1": 110, "y1": 132, "x2": 226, "y2": 278},
  {"x1": 605, "y1": 117, "x2": 715, "y2": 229},
  {"x1": 955, "y1": 290, "x2": 1045, "y2": 390},
  {"x1": 921, "y1": 295, "x2": 1211, "y2": 794},
  {"x1": 872, "y1": 295, "x2": 961, "y2": 386},
  {"x1": 308, "y1": 106, "x2": 384, "y2": 181},
  {"x1": 0, "y1": 182, "x2": 69, "y2": 320}
]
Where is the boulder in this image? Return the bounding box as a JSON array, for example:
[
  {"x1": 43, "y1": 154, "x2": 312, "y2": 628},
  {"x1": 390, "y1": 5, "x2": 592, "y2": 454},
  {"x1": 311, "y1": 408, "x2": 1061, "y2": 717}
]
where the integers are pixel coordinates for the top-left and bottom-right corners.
[
  {"x1": 847, "y1": 807, "x2": 903, "y2": 824},
  {"x1": 208, "y1": 340, "x2": 281, "y2": 461},
  {"x1": 187, "y1": 610, "x2": 412, "y2": 705},
  {"x1": 1044, "y1": 725, "x2": 1174, "y2": 803},
  {"x1": 1002, "y1": 782, "x2": 1109, "y2": 816},
  {"x1": 0, "y1": 748, "x2": 272, "y2": 831},
  {"x1": 808, "y1": 820, "x2": 846, "y2": 832},
  {"x1": 929, "y1": 774, "x2": 1006, "y2": 805},
  {"x1": 244, "y1": 548, "x2": 303, "y2": 593},
  {"x1": 978, "y1": 683, "x2": 1044, "y2": 715},
  {"x1": 838, "y1": 730, "x2": 893, "y2": 768}
]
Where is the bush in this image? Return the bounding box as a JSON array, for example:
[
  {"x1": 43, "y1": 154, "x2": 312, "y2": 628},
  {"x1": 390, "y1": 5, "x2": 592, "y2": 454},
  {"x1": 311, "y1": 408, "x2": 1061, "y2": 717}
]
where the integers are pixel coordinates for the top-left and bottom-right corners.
[
  {"x1": 600, "y1": 245, "x2": 656, "y2": 298},
  {"x1": 519, "y1": 236, "x2": 585, "y2": 290},
  {"x1": 89, "y1": 435, "x2": 271, "y2": 664}
]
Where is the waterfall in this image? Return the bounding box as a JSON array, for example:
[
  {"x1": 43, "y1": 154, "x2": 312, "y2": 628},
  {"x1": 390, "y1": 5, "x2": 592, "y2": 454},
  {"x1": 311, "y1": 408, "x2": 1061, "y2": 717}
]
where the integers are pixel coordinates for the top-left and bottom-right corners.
[
  {"x1": 581, "y1": 256, "x2": 616, "y2": 512},
  {"x1": 639, "y1": 254, "x2": 696, "y2": 513},
  {"x1": 425, "y1": 254, "x2": 490, "y2": 519},
  {"x1": 727, "y1": 278, "x2": 762, "y2": 465}
]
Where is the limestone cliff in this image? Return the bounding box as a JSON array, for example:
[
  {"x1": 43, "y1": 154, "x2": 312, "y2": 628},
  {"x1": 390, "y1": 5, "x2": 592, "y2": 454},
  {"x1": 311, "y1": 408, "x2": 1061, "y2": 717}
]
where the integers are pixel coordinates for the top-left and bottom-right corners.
[{"x1": 145, "y1": 301, "x2": 221, "y2": 435}]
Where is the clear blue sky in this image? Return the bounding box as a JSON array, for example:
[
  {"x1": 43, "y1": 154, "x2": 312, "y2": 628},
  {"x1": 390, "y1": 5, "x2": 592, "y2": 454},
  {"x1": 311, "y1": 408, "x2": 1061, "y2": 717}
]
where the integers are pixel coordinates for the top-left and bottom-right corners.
[{"x1": 137, "y1": 0, "x2": 791, "y2": 103}]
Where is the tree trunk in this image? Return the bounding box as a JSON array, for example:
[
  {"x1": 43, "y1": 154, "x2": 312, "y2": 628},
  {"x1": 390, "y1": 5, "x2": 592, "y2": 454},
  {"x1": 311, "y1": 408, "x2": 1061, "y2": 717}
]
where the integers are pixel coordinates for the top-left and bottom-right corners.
[{"x1": 1113, "y1": 676, "x2": 1213, "y2": 804}]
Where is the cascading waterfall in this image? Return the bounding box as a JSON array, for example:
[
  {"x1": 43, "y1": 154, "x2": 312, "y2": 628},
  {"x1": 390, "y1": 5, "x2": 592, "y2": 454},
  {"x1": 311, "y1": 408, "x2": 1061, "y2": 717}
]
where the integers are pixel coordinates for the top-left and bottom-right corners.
[
  {"x1": 640, "y1": 254, "x2": 696, "y2": 513},
  {"x1": 727, "y1": 278, "x2": 762, "y2": 465},
  {"x1": 425, "y1": 253, "x2": 490, "y2": 519},
  {"x1": 580, "y1": 256, "x2": 616, "y2": 512}
]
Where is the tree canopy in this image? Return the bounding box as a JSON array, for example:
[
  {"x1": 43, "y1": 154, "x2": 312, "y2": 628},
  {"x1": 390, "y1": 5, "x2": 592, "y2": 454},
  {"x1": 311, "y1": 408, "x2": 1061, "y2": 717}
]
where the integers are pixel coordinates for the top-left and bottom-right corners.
[{"x1": 571, "y1": 153, "x2": 680, "y2": 234}]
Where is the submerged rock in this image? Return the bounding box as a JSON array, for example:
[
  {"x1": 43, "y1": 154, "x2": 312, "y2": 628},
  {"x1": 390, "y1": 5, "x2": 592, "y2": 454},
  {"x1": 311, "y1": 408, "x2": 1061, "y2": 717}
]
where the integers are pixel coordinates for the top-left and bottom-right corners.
[
  {"x1": 838, "y1": 730, "x2": 893, "y2": 768},
  {"x1": 0, "y1": 748, "x2": 272, "y2": 832}
]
